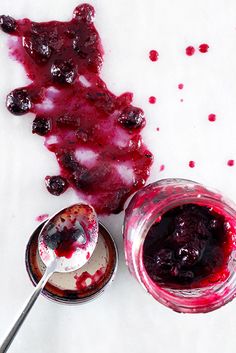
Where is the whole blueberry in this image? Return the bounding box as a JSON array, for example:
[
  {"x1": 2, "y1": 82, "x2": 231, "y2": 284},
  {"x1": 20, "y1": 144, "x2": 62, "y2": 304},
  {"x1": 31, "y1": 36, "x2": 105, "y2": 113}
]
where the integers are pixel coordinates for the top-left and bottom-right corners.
[
  {"x1": 45, "y1": 176, "x2": 68, "y2": 196},
  {"x1": 118, "y1": 107, "x2": 144, "y2": 129},
  {"x1": 6, "y1": 89, "x2": 31, "y2": 115},
  {"x1": 51, "y1": 60, "x2": 76, "y2": 84},
  {"x1": 32, "y1": 116, "x2": 51, "y2": 136},
  {"x1": 0, "y1": 15, "x2": 16, "y2": 33}
]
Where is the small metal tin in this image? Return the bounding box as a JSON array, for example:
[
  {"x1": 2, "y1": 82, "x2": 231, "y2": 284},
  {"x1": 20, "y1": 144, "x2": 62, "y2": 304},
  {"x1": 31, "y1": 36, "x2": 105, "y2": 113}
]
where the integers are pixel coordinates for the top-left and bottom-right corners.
[{"x1": 25, "y1": 221, "x2": 118, "y2": 304}]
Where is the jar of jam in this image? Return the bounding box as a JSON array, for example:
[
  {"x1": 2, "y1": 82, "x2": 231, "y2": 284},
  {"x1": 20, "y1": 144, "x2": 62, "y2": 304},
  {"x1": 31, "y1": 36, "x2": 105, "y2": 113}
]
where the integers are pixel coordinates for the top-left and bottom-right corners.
[{"x1": 123, "y1": 178, "x2": 236, "y2": 313}]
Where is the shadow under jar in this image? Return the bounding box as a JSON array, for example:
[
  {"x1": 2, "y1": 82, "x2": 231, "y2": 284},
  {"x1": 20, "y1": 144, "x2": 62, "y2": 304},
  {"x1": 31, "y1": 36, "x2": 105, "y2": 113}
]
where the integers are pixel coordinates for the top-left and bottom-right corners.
[{"x1": 123, "y1": 178, "x2": 236, "y2": 313}]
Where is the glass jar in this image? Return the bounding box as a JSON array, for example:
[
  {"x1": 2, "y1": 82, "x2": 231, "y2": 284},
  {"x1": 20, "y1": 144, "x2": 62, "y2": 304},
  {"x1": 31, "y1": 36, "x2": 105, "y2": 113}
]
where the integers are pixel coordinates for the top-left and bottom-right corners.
[{"x1": 123, "y1": 178, "x2": 236, "y2": 313}]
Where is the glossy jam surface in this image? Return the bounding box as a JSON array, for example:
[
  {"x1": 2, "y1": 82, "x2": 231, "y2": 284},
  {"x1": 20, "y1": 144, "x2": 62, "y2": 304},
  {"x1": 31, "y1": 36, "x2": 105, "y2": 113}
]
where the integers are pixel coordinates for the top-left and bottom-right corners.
[
  {"x1": 1, "y1": 4, "x2": 153, "y2": 214},
  {"x1": 44, "y1": 225, "x2": 86, "y2": 259},
  {"x1": 143, "y1": 204, "x2": 232, "y2": 288}
]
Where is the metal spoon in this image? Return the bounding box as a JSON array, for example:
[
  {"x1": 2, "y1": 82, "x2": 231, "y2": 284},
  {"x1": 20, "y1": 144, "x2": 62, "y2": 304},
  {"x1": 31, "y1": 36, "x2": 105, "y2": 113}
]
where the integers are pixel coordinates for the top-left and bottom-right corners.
[{"x1": 0, "y1": 203, "x2": 98, "y2": 353}]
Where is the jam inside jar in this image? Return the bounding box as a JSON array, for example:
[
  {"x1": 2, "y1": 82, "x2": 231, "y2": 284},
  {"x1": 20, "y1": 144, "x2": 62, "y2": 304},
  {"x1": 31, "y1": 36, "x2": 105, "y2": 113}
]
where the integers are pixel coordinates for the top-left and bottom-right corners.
[{"x1": 123, "y1": 178, "x2": 236, "y2": 313}]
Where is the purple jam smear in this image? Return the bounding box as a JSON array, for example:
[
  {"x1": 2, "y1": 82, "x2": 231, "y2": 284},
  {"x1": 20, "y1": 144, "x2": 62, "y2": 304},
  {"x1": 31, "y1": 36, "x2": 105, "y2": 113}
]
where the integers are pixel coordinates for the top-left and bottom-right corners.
[
  {"x1": 143, "y1": 204, "x2": 232, "y2": 288},
  {"x1": 44, "y1": 224, "x2": 86, "y2": 259},
  {"x1": 1, "y1": 4, "x2": 153, "y2": 214}
]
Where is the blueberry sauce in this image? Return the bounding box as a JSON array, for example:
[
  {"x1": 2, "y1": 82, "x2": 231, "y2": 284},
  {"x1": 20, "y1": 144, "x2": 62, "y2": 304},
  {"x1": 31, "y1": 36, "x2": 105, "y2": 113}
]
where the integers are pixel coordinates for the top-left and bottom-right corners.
[
  {"x1": 1, "y1": 4, "x2": 153, "y2": 214},
  {"x1": 143, "y1": 204, "x2": 232, "y2": 288},
  {"x1": 185, "y1": 46, "x2": 195, "y2": 56},
  {"x1": 199, "y1": 43, "x2": 209, "y2": 53}
]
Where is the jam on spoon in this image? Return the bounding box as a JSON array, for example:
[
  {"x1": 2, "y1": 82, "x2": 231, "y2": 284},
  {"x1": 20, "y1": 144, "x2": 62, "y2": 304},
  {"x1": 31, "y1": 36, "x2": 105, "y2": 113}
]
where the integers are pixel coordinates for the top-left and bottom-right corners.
[{"x1": 0, "y1": 203, "x2": 98, "y2": 352}]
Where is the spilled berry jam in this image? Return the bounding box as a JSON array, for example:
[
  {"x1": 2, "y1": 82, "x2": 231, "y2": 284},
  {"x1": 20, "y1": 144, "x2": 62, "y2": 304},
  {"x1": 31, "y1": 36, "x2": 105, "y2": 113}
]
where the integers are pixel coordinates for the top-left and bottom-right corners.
[
  {"x1": 1, "y1": 4, "x2": 153, "y2": 214},
  {"x1": 45, "y1": 175, "x2": 68, "y2": 195},
  {"x1": 143, "y1": 204, "x2": 232, "y2": 288}
]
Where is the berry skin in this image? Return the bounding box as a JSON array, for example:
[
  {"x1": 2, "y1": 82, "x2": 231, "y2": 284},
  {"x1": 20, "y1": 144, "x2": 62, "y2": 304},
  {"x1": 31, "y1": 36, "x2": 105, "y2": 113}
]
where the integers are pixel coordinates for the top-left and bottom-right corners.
[
  {"x1": 45, "y1": 176, "x2": 68, "y2": 196},
  {"x1": 118, "y1": 107, "x2": 144, "y2": 129},
  {"x1": 23, "y1": 33, "x2": 52, "y2": 64},
  {"x1": 0, "y1": 15, "x2": 16, "y2": 33},
  {"x1": 32, "y1": 116, "x2": 51, "y2": 136},
  {"x1": 6, "y1": 89, "x2": 31, "y2": 115},
  {"x1": 177, "y1": 244, "x2": 201, "y2": 266},
  {"x1": 73, "y1": 4, "x2": 95, "y2": 23},
  {"x1": 51, "y1": 60, "x2": 76, "y2": 84}
]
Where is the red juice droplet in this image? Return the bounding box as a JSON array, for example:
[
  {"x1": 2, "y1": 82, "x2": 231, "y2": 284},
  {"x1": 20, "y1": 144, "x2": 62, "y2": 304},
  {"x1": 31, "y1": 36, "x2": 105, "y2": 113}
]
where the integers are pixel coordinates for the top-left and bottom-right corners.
[
  {"x1": 35, "y1": 213, "x2": 49, "y2": 222},
  {"x1": 149, "y1": 96, "x2": 156, "y2": 104},
  {"x1": 227, "y1": 160, "x2": 234, "y2": 167},
  {"x1": 199, "y1": 43, "x2": 209, "y2": 53},
  {"x1": 178, "y1": 83, "x2": 184, "y2": 90},
  {"x1": 149, "y1": 50, "x2": 159, "y2": 62},
  {"x1": 160, "y1": 164, "x2": 165, "y2": 172},
  {"x1": 189, "y1": 160, "x2": 195, "y2": 168},
  {"x1": 185, "y1": 46, "x2": 195, "y2": 56},
  {"x1": 208, "y1": 114, "x2": 216, "y2": 122},
  {"x1": 156, "y1": 127, "x2": 160, "y2": 131},
  {"x1": 74, "y1": 268, "x2": 105, "y2": 291}
]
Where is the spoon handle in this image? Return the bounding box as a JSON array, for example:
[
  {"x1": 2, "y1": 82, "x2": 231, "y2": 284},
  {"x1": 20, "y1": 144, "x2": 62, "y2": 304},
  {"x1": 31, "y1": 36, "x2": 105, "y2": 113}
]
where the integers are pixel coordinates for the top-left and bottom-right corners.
[{"x1": 0, "y1": 263, "x2": 55, "y2": 353}]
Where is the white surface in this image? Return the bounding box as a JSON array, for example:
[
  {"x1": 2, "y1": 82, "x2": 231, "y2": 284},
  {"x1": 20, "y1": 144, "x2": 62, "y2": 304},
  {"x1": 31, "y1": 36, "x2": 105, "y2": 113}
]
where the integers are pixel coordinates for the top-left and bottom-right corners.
[{"x1": 0, "y1": 0, "x2": 236, "y2": 352}]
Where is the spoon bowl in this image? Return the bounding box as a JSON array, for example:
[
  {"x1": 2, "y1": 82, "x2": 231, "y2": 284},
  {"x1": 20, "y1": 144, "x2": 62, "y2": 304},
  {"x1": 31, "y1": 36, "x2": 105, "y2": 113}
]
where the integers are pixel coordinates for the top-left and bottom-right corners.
[{"x1": 38, "y1": 203, "x2": 99, "y2": 273}]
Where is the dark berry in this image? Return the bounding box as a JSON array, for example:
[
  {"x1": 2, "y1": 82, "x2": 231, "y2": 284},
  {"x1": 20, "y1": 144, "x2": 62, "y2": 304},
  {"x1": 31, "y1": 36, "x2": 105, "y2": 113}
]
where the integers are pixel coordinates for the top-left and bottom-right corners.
[
  {"x1": 72, "y1": 29, "x2": 102, "y2": 73},
  {"x1": 73, "y1": 4, "x2": 95, "y2": 23},
  {"x1": 76, "y1": 129, "x2": 89, "y2": 142},
  {"x1": 118, "y1": 107, "x2": 144, "y2": 129},
  {"x1": 143, "y1": 204, "x2": 229, "y2": 288},
  {"x1": 32, "y1": 116, "x2": 51, "y2": 136},
  {"x1": 56, "y1": 115, "x2": 79, "y2": 128},
  {"x1": 178, "y1": 270, "x2": 194, "y2": 283},
  {"x1": 6, "y1": 89, "x2": 31, "y2": 115},
  {"x1": 86, "y1": 90, "x2": 115, "y2": 113},
  {"x1": 155, "y1": 249, "x2": 173, "y2": 266},
  {"x1": 177, "y1": 244, "x2": 201, "y2": 266},
  {"x1": 23, "y1": 33, "x2": 51, "y2": 64},
  {"x1": 73, "y1": 32, "x2": 98, "y2": 57},
  {"x1": 0, "y1": 15, "x2": 16, "y2": 33},
  {"x1": 45, "y1": 176, "x2": 68, "y2": 196},
  {"x1": 59, "y1": 153, "x2": 78, "y2": 171},
  {"x1": 71, "y1": 165, "x2": 91, "y2": 190},
  {"x1": 51, "y1": 60, "x2": 76, "y2": 84}
]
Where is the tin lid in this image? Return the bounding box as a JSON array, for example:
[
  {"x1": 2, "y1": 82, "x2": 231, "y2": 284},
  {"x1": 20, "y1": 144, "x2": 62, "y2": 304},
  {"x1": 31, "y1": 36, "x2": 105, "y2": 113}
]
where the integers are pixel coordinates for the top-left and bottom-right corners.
[{"x1": 25, "y1": 221, "x2": 118, "y2": 304}]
